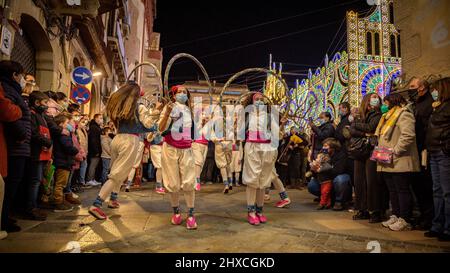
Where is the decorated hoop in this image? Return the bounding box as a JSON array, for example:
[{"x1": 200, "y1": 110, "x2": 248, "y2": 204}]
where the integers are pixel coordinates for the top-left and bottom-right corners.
[
  {"x1": 127, "y1": 61, "x2": 168, "y2": 110},
  {"x1": 218, "y1": 68, "x2": 291, "y2": 118},
  {"x1": 163, "y1": 53, "x2": 213, "y2": 100}
]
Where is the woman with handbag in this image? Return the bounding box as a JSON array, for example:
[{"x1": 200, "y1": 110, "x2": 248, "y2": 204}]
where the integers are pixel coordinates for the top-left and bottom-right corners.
[
  {"x1": 348, "y1": 92, "x2": 384, "y2": 223},
  {"x1": 375, "y1": 93, "x2": 420, "y2": 231},
  {"x1": 424, "y1": 78, "x2": 450, "y2": 241}
]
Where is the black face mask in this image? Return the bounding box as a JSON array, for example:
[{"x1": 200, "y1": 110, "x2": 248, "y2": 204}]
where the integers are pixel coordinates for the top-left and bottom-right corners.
[
  {"x1": 407, "y1": 89, "x2": 418, "y2": 102},
  {"x1": 36, "y1": 105, "x2": 49, "y2": 113}
]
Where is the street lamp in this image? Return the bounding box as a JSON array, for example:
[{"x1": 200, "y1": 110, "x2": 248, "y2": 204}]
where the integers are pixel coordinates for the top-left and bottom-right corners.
[{"x1": 93, "y1": 71, "x2": 102, "y2": 77}]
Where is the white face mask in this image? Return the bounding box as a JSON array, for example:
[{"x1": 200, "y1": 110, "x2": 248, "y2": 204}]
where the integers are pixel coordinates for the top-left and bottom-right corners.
[
  {"x1": 348, "y1": 115, "x2": 354, "y2": 123},
  {"x1": 20, "y1": 76, "x2": 27, "y2": 89}
]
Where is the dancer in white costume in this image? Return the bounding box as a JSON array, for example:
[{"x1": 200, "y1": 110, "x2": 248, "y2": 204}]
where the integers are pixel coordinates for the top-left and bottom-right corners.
[
  {"x1": 230, "y1": 140, "x2": 243, "y2": 187},
  {"x1": 125, "y1": 138, "x2": 145, "y2": 191},
  {"x1": 266, "y1": 168, "x2": 292, "y2": 208},
  {"x1": 89, "y1": 83, "x2": 162, "y2": 220},
  {"x1": 243, "y1": 92, "x2": 285, "y2": 225},
  {"x1": 148, "y1": 132, "x2": 166, "y2": 194},
  {"x1": 159, "y1": 85, "x2": 197, "y2": 230},
  {"x1": 214, "y1": 138, "x2": 233, "y2": 193}
]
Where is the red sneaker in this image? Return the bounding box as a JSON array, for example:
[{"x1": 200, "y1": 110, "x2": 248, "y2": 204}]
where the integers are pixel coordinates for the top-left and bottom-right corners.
[
  {"x1": 108, "y1": 200, "x2": 120, "y2": 209},
  {"x1": 89, "y1": 206, "x2": 107, "y2": 220},
  {"x1": 257, "y1": 213, "x2": 267, "y2": 224},
  {"x1": 275, "y1": 198, "x2": 291, "y2": 208},
  {"x1": 186, "y1": 216, "x2": 198, "y2": 230},
  {"x1": 171, "y1": 214, "x2": 182, "y2": 225},
  {"x1": 247, "y1": 214, "x2": 260, "y2": 226},
  {"x1": 155, "y1": 187, "x2": 166, "y2": 195}
]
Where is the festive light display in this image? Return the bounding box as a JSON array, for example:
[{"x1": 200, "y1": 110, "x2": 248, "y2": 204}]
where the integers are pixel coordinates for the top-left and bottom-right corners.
[{"x1": 265, "y1": 0, "x2": 402, "y2": 131}]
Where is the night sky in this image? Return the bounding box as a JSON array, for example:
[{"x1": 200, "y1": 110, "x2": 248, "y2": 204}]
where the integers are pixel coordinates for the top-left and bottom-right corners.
[{"x1": 154, "y1": 0, "x2": 373, "y2": 90}]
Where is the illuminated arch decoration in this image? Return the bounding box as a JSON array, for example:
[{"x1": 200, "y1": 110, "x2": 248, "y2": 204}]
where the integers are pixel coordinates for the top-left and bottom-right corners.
[
  {"x1": 266, "y1": 0, "x2": 402, "y2": 132},
  {"x1": 347, "y1": 0, "x2": 401, "y2": 106}
]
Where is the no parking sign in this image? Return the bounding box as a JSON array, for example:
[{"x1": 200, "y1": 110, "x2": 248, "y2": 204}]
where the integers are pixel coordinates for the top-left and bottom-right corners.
[{"x1": 70, "y1": 84, "x2": 91, "y2": 105}]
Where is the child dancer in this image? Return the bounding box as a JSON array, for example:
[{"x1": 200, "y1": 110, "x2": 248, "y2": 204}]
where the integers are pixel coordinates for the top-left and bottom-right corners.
[
  {"x1": 159, "y1": 85, "x2": 197, "y2": 230},
  {"x1": 243, "y1": 93, "x2": 284, "y2": 225},
  {"x1": 214, "y1": 137, "x2": 233, "y2": 194},
  {"x1": 88, "y1": 83, "x2": 162, "y2": 220},
  {"x1": 148, "y1": 132, "x2": 166, "y2": 194}
]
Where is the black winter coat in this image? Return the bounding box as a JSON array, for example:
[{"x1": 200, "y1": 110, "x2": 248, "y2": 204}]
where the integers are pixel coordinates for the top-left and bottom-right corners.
[
  {"x1": 426, "y1": 101, "x2": 450, "y2": 153},
  {"x1": 311, "y1": 121, "x2": 335, "y2": 155},
  {"x1": 88, "y1": 121, "x2": 102, "y2": 157},
  {"x1": 414, "y1": 92, "x2": 434, "y2": 153},
  {"x1": 53, "y1": 133, "x2": 79, "y2": 170},
  {"x1": 30, "y1": 108, "x2": 52, "y2": 161},
  {"x1": 349, "y1": 110, "x2": 381, "y2": 137},
  {"x1": 0, "y1": 77, "x2": 31, "y2": 157},
  {"x1": 317, "y1": 148, "x2": 348, "y2": 182},
  {"x1": 335, "y1": 114, "x2": 351, "y2": 149}
]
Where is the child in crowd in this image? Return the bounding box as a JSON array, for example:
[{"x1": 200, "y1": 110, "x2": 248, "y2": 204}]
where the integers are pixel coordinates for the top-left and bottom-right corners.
[
  {"x1": 52, "y1": 113, "x2": 79, "y2": 212},
  {"x1": 27, "y1": 91, "x2": 52, "y2": 220},
  {"x1": 64, "y1": 114, "x2": 83, "y2": 205},
  {"x1": 311, "y1": 149, "x2": 333, "y2": 210}
]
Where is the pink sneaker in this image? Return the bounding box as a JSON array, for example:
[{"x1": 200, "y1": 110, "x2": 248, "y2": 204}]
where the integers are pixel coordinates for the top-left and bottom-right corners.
[
  {"x1": 186, "y1": 216, "x2": 198, "y2": 230},
  {"x1": 257, "y1": 213, "x2": 267, "y2": 224},
  {"x1": 171, "y1": 214, "x2": 182, "y2": 225},
  {"x1": 108, "y1": 200, "x2": 120, "y2": 209},
  {"x1": 89, "y1": 206, "x2": 107, "y2": 220},
  {"x1": 155, "y1": 187, "x2": 166, "y2": 195},
  {"x1": 195, "y1": 183, "x2": 201, "y2": 191},
  {"x1": 275, "y1": 198, "x2": 291, "y2": 208},
  {"x1": 248, "y1": 214, "x2": 260, "y2": 226}
]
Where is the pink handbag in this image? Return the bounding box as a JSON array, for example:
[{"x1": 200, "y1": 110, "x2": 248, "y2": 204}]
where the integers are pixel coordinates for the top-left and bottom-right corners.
[{"x1": 370, "y1": 146, "x2": 394, "y2": 164}]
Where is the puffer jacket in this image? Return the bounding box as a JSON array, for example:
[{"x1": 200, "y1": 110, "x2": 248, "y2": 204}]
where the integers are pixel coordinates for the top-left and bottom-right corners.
[
  {"x1": 0, "y1": 76, "x2": 31, "y2": 157},
  {"x1": 426, "y1": 100, "x2": 450, "y2": 154}
]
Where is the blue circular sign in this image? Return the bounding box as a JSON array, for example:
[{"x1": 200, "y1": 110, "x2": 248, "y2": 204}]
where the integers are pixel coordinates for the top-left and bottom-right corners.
[
  {"x1": 70, "y1": 85, "x2": 91, "y2": 105},
  {"x1": 71, "y1": 66, "x2": 93, "y2": 85}
]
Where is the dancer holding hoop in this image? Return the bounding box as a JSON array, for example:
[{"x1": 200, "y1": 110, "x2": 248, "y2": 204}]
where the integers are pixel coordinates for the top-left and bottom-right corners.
[
  {"x1": 243, "y1": 92, "x2": 285, "y2": 225},
  {"x1": 159, "y1": 85, "x2": 197, "y2": 230},
  {"x1": 89, "y1": 82, "x2": 163, "y2": 220}
]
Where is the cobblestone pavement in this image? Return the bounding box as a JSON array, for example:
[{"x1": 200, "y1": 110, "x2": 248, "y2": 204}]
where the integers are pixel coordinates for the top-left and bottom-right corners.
[{"x1": 1, "y1": 183, "x2": 449, "y2": 253}]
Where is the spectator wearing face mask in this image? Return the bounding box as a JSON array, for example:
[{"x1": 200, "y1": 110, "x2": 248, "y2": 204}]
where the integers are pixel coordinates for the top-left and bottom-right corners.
[
  {"x1": 86, "y1": 114, "x2": 104, "y2": 186},
  {"x1": 26, "y1": 91, "x2": 52, "y2": 221},
  {"x1": 349, "y1": 92, "x2": 386, "y2": 223},
  {"x1": 0, "y1": 83, "x2": 23, "y2": 240},
  {"x1": 407, "y1": 77, "x2": 435, "y2": 230},
  {"x1": 21, "y1": 74, "x2": 37, "y2": 107},
  {"x1": 55, "y1": 92, "x2": 69, "y2": 111},
  {"x1": 376, "y1": 93, "x2": 420, "y2": 232},
  {"x1": 0, "y1": 61, "x2": 31, "y2": 233},
  {"x1": 77, "y1": 116, "x2": 89, "y2": 186},
  {"x1": 308, "y1": 112, "x2": 335, "y2": 161},
  {"x1": 335, "y1": 102, "x2": 354, "y2": 186},
  {"x1": 425, "y1": 77, "x2": 450, "y2": 242},
  {"x1": 51, "y1": 113, "x2": 79, "y2": 213}
]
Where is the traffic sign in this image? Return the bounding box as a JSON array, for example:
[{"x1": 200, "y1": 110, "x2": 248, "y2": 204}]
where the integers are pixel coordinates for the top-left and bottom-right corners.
[
  {"x1": 71, "y1": 66, "x2": 93, "y2": 85},
  {"x1": 70, "y1": 84, "x2": 91, "y2": 105}
]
